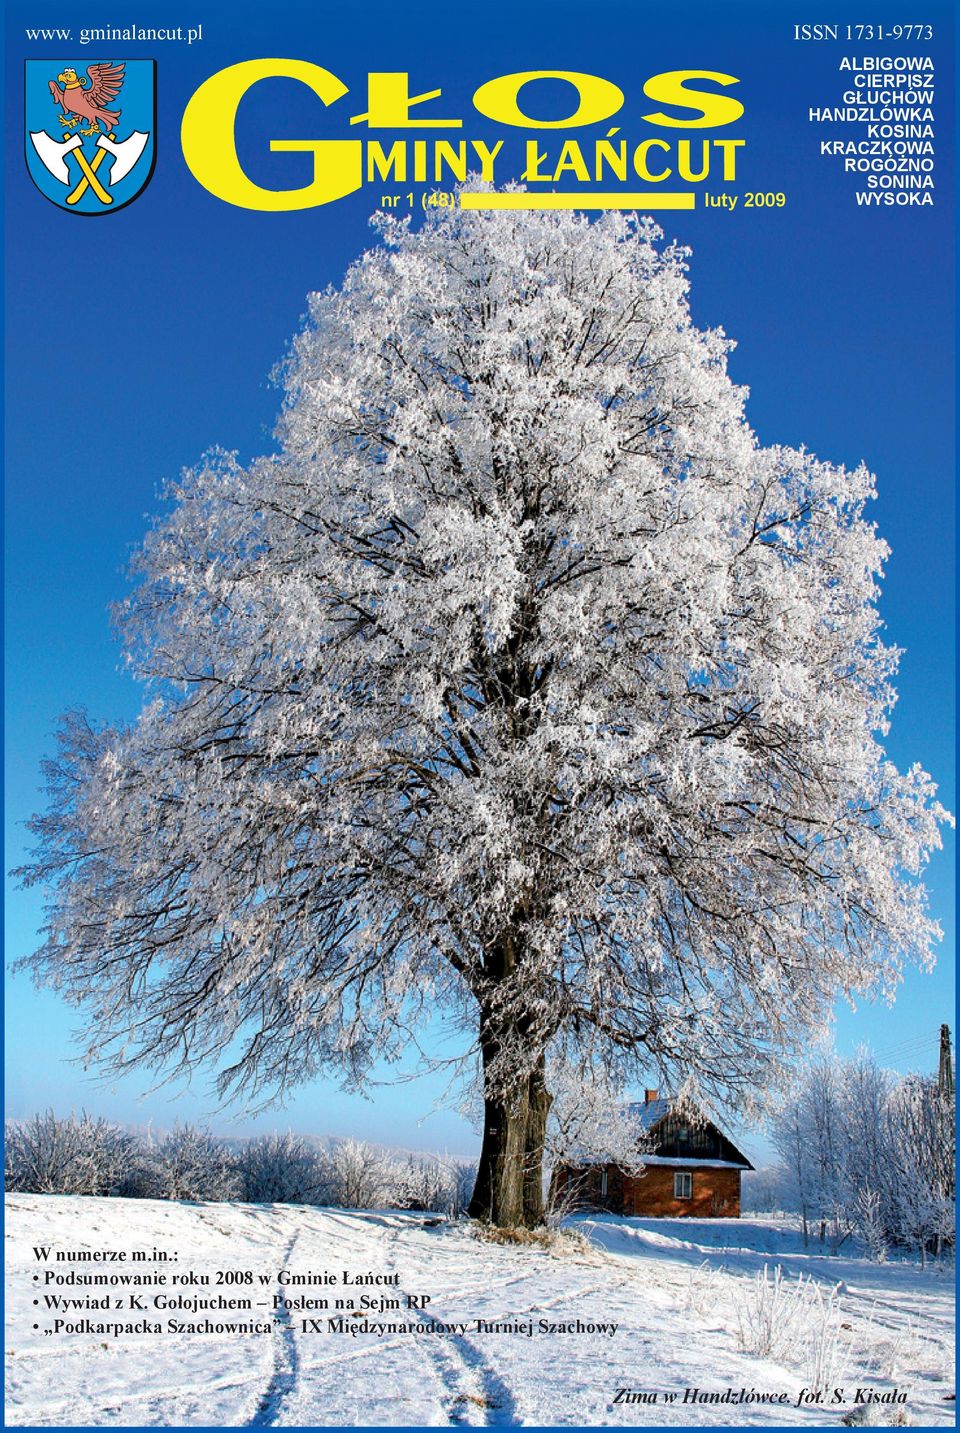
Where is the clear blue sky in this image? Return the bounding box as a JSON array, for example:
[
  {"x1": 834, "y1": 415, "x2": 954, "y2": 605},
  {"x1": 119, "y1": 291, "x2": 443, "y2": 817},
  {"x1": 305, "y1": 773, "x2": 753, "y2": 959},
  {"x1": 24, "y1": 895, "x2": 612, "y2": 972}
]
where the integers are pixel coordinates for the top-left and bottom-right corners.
[{"x1": 4, "y1": 0, "x2": 954, "y2": 1164}]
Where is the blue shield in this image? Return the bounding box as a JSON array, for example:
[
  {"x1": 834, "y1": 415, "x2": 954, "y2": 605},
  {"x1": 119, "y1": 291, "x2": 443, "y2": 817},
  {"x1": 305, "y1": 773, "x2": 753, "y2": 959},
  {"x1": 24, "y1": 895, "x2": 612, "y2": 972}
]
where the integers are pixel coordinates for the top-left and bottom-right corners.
[{"x1": 25, "y1": 59, "x2": 156, "y2": 215}]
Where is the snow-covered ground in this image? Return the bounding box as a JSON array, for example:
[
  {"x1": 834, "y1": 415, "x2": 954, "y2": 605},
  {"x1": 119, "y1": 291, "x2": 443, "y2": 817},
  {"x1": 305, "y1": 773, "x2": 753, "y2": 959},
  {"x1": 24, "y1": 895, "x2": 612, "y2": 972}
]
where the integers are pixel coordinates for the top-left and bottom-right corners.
[{"x1": 4, "y1": 1195, "x2": 954, "y2": 1427}]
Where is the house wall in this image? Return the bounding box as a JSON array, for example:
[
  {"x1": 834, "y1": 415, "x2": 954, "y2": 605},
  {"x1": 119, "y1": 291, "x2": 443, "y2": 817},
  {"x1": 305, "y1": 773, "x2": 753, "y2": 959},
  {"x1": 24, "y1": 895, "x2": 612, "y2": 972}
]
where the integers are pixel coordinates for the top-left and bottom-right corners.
[
  {"x1": 623, "y1": 1166, "x2": 741, "y2": 1218},
  {"x1": 551, "y1": 1164, "x2": 742, "y2": 1218},
  {"x1": 552, "y1": 1163, "x2": 623, "y2": 1213}
]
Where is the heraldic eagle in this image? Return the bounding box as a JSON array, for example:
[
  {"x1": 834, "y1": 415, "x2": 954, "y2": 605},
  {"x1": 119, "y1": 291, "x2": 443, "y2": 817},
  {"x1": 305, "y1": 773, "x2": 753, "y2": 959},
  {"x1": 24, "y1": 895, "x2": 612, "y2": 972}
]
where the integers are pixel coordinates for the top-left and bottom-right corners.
[{"x1": 49, "y1": 63, "x2": 123, "y2": 134}]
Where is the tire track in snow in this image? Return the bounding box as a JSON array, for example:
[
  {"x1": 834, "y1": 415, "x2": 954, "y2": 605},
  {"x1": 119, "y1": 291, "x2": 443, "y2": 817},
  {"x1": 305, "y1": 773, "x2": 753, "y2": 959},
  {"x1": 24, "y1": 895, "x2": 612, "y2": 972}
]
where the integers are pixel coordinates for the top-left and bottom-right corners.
[
  {"x1": 248, "y1": 1233, "x2": 301, "y2": 1427},
  {"x1": 391, "y1": 1291, "x2": 520, "y2": 1427},
  {"x1": 259, "y1": 1213, "x2": 626, "y2": 1423},
  {"x1": 309, "y1": 1213, "x2": 520, "y2": 1425},
  {"x1": 380, "y1": 1227, "x2": 519, "y2": 1427},
  {"x1": 311, "y1": 1216, "x2": 486, "y2": 1423}
]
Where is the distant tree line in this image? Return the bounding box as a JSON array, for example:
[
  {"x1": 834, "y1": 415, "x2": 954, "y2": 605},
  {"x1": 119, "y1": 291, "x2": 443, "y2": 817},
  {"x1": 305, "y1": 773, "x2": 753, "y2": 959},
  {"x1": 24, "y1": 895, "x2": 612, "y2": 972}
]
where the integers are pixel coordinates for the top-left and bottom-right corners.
[
  {"x1": 745, "y1": 1051, "x2": 954, "y2": 1263},
  {"x1": 4, "y1": 1113, "x2": 475, "y2": 1216}
]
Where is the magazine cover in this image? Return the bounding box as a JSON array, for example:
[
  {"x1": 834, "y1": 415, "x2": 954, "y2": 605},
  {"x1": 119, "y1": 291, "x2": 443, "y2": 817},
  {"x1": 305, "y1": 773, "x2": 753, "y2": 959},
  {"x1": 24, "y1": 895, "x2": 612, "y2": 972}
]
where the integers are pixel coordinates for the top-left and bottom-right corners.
[{"x1": 4, "y1": 1, "x2": 955, "y2": 1427}]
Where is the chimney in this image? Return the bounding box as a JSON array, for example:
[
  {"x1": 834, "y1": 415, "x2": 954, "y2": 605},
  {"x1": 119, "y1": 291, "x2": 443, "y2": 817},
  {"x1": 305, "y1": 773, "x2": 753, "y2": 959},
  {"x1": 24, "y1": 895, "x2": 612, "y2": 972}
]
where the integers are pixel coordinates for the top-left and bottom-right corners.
[{"x1": 644, "y1": 1088, "x2": 659, "y2": 1104}]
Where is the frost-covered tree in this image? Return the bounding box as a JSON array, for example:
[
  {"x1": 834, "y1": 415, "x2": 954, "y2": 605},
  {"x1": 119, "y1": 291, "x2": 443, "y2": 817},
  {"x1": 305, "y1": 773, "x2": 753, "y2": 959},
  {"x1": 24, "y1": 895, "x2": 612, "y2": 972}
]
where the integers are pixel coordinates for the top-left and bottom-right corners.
[
  {"x1": 886, "y1": 1075, "x2": 955, "y2": 1261},
  {"x1": 770, "y1": 1050, "x2": 955, "y2": 1259},
  {"x1": 770, "y1": 1087, "x2": 813, "y2": 1240},
  {"x1": 545, "y1": 1060, "x2": 649, "y2": 1174},
  {"x1": 806, "y1": 1057, "x2": 851, "y2": 1246},
  {"x1": 771, "y1": 1053, "x2": 875, "y2": 1248},
  {"x1": 17, "y1": 201, "x2": 949, "y2": 1227},
  {"x1": 842, "y1": 1048, "x2": 893, "y2": 1222}
]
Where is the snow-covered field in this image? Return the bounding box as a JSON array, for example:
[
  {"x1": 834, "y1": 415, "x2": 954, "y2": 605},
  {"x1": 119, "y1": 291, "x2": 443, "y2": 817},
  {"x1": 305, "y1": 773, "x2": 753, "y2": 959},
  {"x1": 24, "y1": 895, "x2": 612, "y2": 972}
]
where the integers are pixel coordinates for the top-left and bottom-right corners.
[{"x1": 4, "y1": 1195, "x2": 954, "y2": 1427}]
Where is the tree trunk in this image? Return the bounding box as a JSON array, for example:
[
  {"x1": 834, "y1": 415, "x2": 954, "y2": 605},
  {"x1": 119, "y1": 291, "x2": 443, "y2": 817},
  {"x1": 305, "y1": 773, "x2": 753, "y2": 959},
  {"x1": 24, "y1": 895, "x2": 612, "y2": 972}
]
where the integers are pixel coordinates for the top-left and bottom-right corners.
[
  {"x1": 522, "y1": 1054, "x2": 552, "y2": 1227},
  {"x1": 468, "y1": 1008, "x2": 551, "y2": 1228},
  {"x1": 468, "y1": 1080, "x2": 529, "y2": 1226}
]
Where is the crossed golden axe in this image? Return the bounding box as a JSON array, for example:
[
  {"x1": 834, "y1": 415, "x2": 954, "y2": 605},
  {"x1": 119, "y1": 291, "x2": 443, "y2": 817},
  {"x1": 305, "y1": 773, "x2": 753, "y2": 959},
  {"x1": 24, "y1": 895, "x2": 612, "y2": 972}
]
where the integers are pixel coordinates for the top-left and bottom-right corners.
[{"x1": 30, "y1": 129, "x2": 149, "y2": 206}]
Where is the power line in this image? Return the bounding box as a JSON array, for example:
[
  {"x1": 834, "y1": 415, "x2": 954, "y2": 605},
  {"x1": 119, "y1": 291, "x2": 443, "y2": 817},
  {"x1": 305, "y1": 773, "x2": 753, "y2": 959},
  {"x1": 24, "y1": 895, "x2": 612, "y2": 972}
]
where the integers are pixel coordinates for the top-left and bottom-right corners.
[{"x1": 869, "y1": 1036, "x2": 939, "y2": 1060}]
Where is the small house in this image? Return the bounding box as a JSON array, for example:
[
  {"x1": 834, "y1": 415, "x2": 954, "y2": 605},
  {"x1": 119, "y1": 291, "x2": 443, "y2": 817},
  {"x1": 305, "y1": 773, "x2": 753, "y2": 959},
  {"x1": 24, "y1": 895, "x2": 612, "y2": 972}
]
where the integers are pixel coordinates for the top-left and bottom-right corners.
[{"x1": 552, "y1": 1088, "x2": 754, "y2": 1218}]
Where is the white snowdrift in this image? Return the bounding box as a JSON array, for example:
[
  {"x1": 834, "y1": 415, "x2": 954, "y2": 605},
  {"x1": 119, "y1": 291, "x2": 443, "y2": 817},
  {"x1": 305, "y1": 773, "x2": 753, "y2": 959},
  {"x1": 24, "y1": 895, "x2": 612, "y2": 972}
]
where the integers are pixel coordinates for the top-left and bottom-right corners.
[{"x1": 4, "y1": 1195, "x2": 954, "y2": 1427}]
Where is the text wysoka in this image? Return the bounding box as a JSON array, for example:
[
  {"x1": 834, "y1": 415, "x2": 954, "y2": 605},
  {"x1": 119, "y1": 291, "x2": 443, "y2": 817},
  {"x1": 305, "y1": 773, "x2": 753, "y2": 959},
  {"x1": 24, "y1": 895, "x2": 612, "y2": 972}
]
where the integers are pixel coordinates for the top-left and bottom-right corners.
[{"x1": 179, "y1": 64, "x2": 746, "y2": 209}]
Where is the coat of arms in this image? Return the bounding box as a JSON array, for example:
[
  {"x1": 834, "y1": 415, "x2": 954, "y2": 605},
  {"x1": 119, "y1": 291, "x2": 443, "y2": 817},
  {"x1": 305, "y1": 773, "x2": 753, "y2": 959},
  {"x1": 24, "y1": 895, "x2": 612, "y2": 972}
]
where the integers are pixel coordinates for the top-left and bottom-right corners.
[{"x1": 25, "y1": 59, "x2": 155, "y2": 214}]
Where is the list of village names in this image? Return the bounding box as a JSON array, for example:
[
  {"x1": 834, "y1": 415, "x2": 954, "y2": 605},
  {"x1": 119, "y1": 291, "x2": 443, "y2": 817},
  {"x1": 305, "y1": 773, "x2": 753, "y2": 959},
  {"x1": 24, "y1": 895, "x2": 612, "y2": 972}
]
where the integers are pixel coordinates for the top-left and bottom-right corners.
[{"x1": 808, "y1": 48, "x2": 936, "y2": 207}]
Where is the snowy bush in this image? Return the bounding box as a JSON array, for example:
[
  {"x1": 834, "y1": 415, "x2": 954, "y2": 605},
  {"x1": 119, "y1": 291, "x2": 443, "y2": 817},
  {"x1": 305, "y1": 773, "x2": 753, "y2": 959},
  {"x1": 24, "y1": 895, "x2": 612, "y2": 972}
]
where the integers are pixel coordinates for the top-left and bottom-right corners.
[
  {"x1": 449, "y1": 1162, "x2": 477, "y2": 1219},
  {"x1": 885, "y1": 1077, "x2": 955, "y2": 1262},
  {"x1": 113, "y1": 1152, "x2": 166, "y2": 1200},
  {"x1": 735, "y1": 1263, "x2": 843, "y2": 1385},
  {"x1": 235, "y1": 1133, "x2": 327, "y2": 1205},
  {"x1": 801, "y1": 1278, "x2": 845, "y2": 1398},
  {"x1": 682, "y1": 1260, "x2": 728, "y2": 1315},
  {"x1": 325, "y1": 1138, "x2": 397, "y2": 1209},
  {"x1": 154, "y1": 1124, "x2": 240, "y2": 1202},
  {"x1": 735, "y1": 1264, "x2": 801, "y2": 1358},
  {"x1": 387, "y1": 1155, "x2": 474, "y2": 1216},
  {"x1": 5, "y1": 1110, "x2": 479, "y2": 1214},
  {"x1": 5, "y1": 1111, "x2": 138, "y2": 1196},
  {"x1": 390, "y1": 1155, "x2": 449, "y2": 1211}
]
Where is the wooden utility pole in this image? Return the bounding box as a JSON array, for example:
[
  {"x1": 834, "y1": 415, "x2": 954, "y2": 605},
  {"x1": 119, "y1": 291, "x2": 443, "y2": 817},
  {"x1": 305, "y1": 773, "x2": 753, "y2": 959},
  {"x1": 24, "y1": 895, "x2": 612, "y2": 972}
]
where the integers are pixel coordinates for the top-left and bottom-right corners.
[{"x1": 938, "y1": 1024, "x2": 954, "y2": 1099}]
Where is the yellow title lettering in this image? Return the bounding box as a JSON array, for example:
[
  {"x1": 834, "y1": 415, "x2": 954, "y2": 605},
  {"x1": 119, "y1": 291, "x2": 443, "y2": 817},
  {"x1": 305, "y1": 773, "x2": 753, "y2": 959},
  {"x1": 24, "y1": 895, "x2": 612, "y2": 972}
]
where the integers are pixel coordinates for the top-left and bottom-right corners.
[{"x1": 181, "y1": 58, "x2": 361, "y2": 210}]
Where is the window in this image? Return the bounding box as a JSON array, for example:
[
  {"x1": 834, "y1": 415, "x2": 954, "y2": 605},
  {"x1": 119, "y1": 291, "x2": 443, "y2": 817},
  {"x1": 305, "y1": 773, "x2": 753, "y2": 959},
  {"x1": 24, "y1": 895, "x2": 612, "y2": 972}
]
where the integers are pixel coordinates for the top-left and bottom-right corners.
[
  {"x1": 674, "y1": 1171, "x2": 692, "y2": 1200},
  {"x1": 600, "y1": 1170, "x2": 608, "y2": 1198}
]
